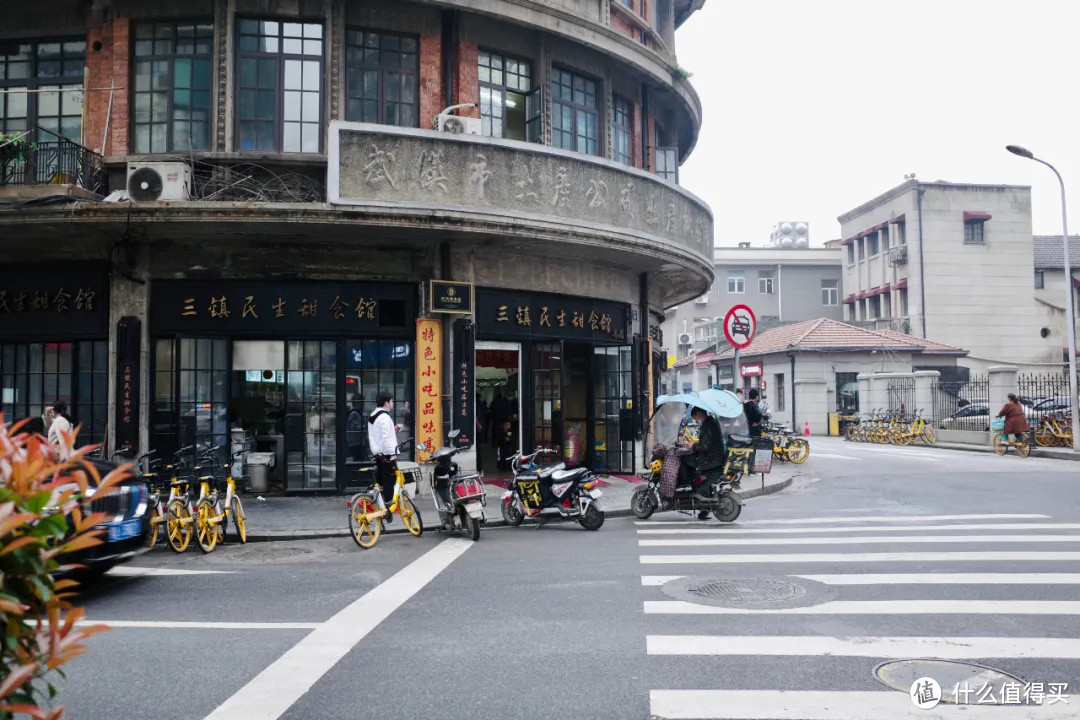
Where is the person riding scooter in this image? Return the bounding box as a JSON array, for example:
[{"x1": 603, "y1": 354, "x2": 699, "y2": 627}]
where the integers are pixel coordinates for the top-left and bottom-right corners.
[{"x1": 677, "y1": 406, "x2": 727, "y2": 500}]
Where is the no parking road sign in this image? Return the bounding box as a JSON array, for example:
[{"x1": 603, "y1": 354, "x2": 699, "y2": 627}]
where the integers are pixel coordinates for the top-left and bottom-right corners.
[{"x1": 723, "y1": 304, "x2": 756, "y2": 349}]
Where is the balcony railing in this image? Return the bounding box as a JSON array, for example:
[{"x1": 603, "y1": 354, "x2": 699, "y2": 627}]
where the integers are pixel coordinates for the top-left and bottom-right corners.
[
  {"x1": 888, "y1": 244, "x2": 908, "y2": 266},
  {"x1": 0, "y1": 128, "x2": 107, "y2": 195}
]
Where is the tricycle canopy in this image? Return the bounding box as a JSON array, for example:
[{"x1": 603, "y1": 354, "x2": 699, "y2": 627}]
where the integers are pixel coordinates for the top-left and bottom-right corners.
[{"x1": 649, "y1": 390, "x2": 749, "y2": 451}]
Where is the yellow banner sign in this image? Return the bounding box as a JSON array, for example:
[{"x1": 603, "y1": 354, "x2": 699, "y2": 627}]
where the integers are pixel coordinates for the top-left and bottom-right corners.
[{"x1": 416, "y1": 318, "x2": 443, "y2": 462}]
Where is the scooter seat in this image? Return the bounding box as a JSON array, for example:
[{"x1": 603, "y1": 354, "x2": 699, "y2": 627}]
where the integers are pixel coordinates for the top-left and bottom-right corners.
[{"x1": 551, "y1": 467, "x2": 589, "y2": 482}]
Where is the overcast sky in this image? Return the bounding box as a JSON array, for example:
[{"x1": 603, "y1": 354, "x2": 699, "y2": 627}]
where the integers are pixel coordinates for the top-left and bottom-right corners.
[{"x1": 675, "y1": 0, "x2": 1080, "y2": 247}]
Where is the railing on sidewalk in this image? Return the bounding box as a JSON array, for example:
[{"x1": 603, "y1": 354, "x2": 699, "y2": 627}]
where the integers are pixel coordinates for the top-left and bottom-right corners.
[
  {"x1": 887, "y1": 378, "x2": 915, "y2": 414},
  {"x1": 0, "y1": 127, "x2": 107, "y2": 195},
  {"x1": 931, "y1": 375, "x2": 990, "y2": 431}
]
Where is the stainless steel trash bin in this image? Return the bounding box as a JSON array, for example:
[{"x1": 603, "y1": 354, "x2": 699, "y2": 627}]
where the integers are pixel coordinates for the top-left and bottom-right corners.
[{"x1": 245, "y1": 452, "x2": 276, "y2": 493}]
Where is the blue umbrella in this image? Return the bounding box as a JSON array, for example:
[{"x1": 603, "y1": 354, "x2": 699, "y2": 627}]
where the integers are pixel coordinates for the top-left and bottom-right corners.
[
  {"x1": 698, "y1": 388, "x2": 746, "y2": 419},
  {"x1": 655, "y1": 392, "x2": 728, "y2": 418}
]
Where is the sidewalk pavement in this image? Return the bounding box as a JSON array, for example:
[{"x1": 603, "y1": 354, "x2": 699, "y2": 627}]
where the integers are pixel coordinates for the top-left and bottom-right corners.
[
  {"x1": 237, "y1": 464, "x2": 804, "y2": 542},
  {"x1": 874, "y1": 438, "x2": 1080, "y2": 462}
]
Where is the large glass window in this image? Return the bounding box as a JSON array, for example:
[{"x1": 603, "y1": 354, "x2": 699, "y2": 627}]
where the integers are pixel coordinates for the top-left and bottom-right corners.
[
  {"x1": 345, "y1": 30, "x2": 418, "y2": 128},
  {"x1": 343, "y1": 339, "x2": 413, "y2": 462},
  {"x1": 551, "y1": 67, "x2": 598, "y2": 156},
  {"x1": 152, "y1": 338, "x2": 229, "y2": 463},
  {"x1": 478, "y1": 50, "x2": 532, "y2": 141},
  {"x1": 532, "y1": 343, "x2": 562, "y2": 453},
  {"x1": 286, "y1": 341, "x2": 336, "y2": 490},
  {"x1": 0, "y1": 40, "x2": 85, "y2": 142},
  {"x1": 611, "y1": 94, "x2": 632, "y2": 165},
  {"x1": 0, "y1": 341, "x2": 106, "y2": 448},
  {"x1": 132, "y1": 22, "x2": 213, "y2": 153},
  {"x1": 236, "y1": 19, "x2": 323, "y2": 153}
]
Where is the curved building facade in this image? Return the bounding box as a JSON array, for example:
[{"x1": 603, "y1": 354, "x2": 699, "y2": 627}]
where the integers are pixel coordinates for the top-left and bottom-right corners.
[{"x1": 0, "y1": 0, "x2": 712, "y2": 486}]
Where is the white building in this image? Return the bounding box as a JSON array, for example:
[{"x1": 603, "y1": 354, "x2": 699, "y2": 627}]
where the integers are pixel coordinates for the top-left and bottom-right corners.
[{"x1": 838, "y1": 180, "x2": 1061, "y2": 372}]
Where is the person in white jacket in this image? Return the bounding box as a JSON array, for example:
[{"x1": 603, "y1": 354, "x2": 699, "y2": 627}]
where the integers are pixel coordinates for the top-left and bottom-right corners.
[
  {"x1": 48, "y1": 401, "x2": 73, "y2": 448},
  {"x1": 367, "y1": 391, "x2": 402, "y2": 519}
]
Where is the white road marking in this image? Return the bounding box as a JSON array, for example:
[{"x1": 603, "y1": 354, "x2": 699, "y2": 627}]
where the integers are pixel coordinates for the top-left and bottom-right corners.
[
  {"x1": 807, "y1": 452, "x2": 857, "y2": 460},
  {"x1": 633, "y1": 513, "x2": 1049, "y2": 526},
  {"x1": 78, "y1": 620, "x2": 318, "y2": 629},
  {"x1": 644, "y1": 599, "x2": 1080, "y2": 615},
  {"x1": 636, "y1": 522, "x2": 1080, "y2": 535},
  {"x1": 107, "y1": 566, "x2": 237, "y2": 576},
  {"x1": 640, "y1": 551, "x2": 1080, "y2": 564},
  {"x1": 203, "y1": 538, "x2": 473, "y2": 720},
  {"x1": 642, "y1": 573, "x2": 1080, "y2": 586},
  {"x1": 649, "y1": 690, "x2": 1077, "y2": 719},
  {"x1": 646, "y1": 634, "x2": 1080, "y2": 658},
  {"x1": 638, "y1": 533, "x2": 1080, "y2": 547}
]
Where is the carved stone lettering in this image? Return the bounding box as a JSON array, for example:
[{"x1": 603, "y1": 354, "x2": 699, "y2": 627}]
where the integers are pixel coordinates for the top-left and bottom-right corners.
[
  {"x1": 418, "y1": 149, "x2": 448, "y2": 193},
  {"x1": 586, "y1": 179, "x2": 607, "y2": 209},
  {"x1": 551, "y1": 166, "x2": 571, "y2": 208},
  {"x1": 468, "y1": 153, "x2": 492, "y2": 199}
]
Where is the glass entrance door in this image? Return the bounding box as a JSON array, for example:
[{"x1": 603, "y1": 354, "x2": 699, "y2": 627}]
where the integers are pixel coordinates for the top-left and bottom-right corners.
[
  {"x1": 476, "y1": 342, "x2": 522, "y2": 474},
  {"x1": 593, "y1": 345, "x2": 633, "y2": 472},
  {"x1": 286, "y1": 340, "x2": 337, "y2": 490}
]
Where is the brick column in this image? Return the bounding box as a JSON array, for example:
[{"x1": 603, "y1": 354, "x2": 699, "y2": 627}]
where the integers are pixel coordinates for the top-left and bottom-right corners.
[
  {"x1": 454, "y1": 40, "x2": 478, "y2": 118},
  {"x1": 419, "y1": 32, "x2": 443, "y2": 129},
  {"x1": 84, "y1": 17, "x2": 130, "y2": 156}
]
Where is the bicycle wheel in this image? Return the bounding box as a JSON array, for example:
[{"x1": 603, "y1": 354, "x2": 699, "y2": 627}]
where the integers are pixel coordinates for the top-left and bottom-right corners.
[
  {"x1": 195, "y1": 499, "x2": 218, "y2": 553},
  {"x1": 1034, "y1": 426, "x2": 1054, "y2": 447},
  {"x1": 398, "y1": 493, "x2": 423, "y2": 536},
  {"x1": 992, "y1": 433, "x2": 1008, "y2": 456},
  {"x1": 146, "y1": 500, "x2": 163, "y2": 548},
  {"x1": 1016, "y1": 439, "x2": 1031, "y2": 458},
  {"x1": 231, "y1": 497, "x2": 247, "y2": 543},
  {"x1": 785, "y1": 438, "x2": 809, "y2": 464},
  {"x1": 349, "y1": 494, "x2": 381, "y2": 549},
  {"x1": 921, "y1": 428, "x2": 937, "y2": 445},
  {"x1": 165, "y1": 498, "x2": 191, "y2": 553}
]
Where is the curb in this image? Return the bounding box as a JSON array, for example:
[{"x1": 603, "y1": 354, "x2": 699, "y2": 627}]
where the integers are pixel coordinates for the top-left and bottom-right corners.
[
  {"x1": 864, "y1": 440, "x2": 1080, "y2": 462},
  {"x1": 242, "y1": 477, "x2": 795, "y2": 543}
]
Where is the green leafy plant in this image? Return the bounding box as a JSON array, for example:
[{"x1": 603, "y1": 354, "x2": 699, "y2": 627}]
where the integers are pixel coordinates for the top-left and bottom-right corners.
[
  {"x1": 0, "y1": 133, "x2": 36, "y2": 165},
  {"x1": 675, "y1": 64, "x2": 693, "y2": 79},
  {"x1": 0, "y1": 416, "x2": 128, "y2": 720}
]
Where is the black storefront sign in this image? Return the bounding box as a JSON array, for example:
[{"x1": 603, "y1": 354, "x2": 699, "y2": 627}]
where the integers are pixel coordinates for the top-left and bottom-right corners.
[
  {"x1": 452, "y1": 319, "x2": 475, "y2": 448},
  {"x1": 151, "y1": 281, "x2": 415, "y2": 336},
  {"x1": 430, "y1": 280, "x2": 474, "y2": 315},
  {"x1": 0, "y1": 263, "x2": 109, "y2": 338},
  {"x1": 115, "y1": 316, "x2": 141, "y2": 452},
  {"x1": 475, "y1": 288, "x2": 629, "y2": 342}
]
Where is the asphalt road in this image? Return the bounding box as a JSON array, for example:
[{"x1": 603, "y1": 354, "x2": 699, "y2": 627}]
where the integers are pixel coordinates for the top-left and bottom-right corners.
[{"x1": 57, "y1": 439, "x2": 1080, "y2": 720}]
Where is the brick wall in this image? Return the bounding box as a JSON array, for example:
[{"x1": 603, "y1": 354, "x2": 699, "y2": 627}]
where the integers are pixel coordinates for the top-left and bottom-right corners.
[
  {"x1": 632, "y1": 95, "x2": 643, "y2": 168},
  {"x1": 419, "y1": 32, "x2": 443, "y2": 129},
  {"x1": 84, "y1": 17, "x2": 131, "y2": 157},
  {"x1": 610, "y1": 13, "x2": 639, "y2": 42},
  {"x1": 454, "y1": 40, "x2": 479, "y2": 119}
]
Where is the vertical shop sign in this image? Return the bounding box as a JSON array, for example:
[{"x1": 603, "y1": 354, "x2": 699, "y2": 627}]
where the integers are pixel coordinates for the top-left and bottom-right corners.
[
  {"x1": 115, "y1": 316, "x2": 141, "y2": 453},
  {"x1": 416, "y1": 318, "x2": 443, "y2": 461},
  {"x1": 646, "y1": 338, "x2": 654, "y2": 415},
  {"x1": 451, "y1": 319, "x2": 475, "y2": 448}
]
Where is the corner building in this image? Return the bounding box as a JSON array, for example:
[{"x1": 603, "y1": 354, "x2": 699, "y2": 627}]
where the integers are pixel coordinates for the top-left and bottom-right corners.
[{"x1": 1, "y1": 0, "x2": 713, "y2": 488}]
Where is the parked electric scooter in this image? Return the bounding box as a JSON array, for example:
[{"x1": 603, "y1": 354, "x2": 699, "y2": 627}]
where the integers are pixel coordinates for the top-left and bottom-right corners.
[
  {"x1": 426, "y1": 430, "x2": 486, "y2": 541},
  {"x1": 500, "y1": 452, "x2": 605, "y2": 531}
]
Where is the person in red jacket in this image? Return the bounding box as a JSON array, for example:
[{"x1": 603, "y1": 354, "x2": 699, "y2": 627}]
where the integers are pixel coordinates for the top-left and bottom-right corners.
[{"x1": 997, "y1": 393, "x2": 1030, "y2": 443}]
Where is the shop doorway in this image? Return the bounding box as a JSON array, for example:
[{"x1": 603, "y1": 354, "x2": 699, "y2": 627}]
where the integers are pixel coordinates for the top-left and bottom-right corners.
[{"x1": 475, "y1": 342, "x2": 521, "y2": 474}]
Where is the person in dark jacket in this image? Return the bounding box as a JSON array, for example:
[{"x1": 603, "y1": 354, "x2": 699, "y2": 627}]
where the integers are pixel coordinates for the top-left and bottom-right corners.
[
  {"x1": 678, "y1": 407, "x2": 726, "y2": 499},
  {"x1": 744, "y1": 388, "x2": 765, "y2": 437},
  {"x1": 997, "y1": 393, "x2": 1030, "y2": 443}
]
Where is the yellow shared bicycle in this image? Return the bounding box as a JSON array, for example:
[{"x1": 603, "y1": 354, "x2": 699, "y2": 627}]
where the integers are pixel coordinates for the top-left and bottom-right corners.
[
  {"x1": 348, "y1": 438, "x2": 423, "y2": 549},
  {"x1": 194, "y1": 451, "x2": 248, "y2": 553}
]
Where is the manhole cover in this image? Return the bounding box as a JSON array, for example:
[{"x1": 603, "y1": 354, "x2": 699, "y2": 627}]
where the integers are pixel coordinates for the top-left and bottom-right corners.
[
  {"x1": 688, "y1": 578, "x2": 806, "y2": 603},
  {"x1": 875, "y1": 659, "x2": 1032, "y2": 705},
  {"x1": 660, "y1": 575, "x2": 837, "y2": 609}
]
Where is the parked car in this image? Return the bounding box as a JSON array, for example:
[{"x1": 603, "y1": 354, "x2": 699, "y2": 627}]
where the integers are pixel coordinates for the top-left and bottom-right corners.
[
  {"x1": 939, "y1": 399, "x2": 1039, "y2": 432},
  {"x1": 55, "y1": 455, "x2": 151, "y2": 578}
]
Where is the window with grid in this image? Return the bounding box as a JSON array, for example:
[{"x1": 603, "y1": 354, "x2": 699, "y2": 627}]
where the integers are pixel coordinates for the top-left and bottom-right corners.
[
  {"x1": 655, "y1": 146, "x2": 678, "y2": 182},
  {"x1": 964, "y1": 220, "x2": 986, "y2": 244},
  {"x1": 236, "y1": 19, "x2": 323, "y2": 153},
  {"x1": 727, "y1": 271, "x2": 745, "y2": 294},
  {"x1": 478, "y1": 50, "x2": 531, "y2": 140},
  {"x1": 0, "y1": 341, "x2": 106, "y2": 448},
  {"x1": 532, "y1": 343, "x2": 562, "y2": 452},
  {"x1": 1035, "y1": 270, "x2": 1045, "y2": 289},
  {"x1": 868, "y1": 235, "x2": 879, "y2": 256},
  {"x1": 758, "y1": 271, "x2": 775, "y2": 294},
  {"x1": 132, "y1": 22, "x2": 213, "y2": 153},
  {"x1": 345, "y1": 30, "x2": 418, "y2": 128},
  {"x1": 344, "y1": 339, "x2": 414, "y2": 461},
  {"x1": 551, "y1": 67, "x2": 598, "y2": 156},
  {"x1": 0, "y1": 40, "x2": 85, "y2": 142},
  {"x1": 858, "y1": 238, "x2": 865, "y2": 261},
  {"x1": 846, "y1": 244, "x2": 854, "y2": 265},
  {"x1": 774, "y1": 373, "x2": 785, "y2": 412},
  {"x1": 152, "y1": 338, "x2": 229, "y2": 463},
  {"x1": 611, "y1": 94, "x2": 632, "y2": 165},
  {"x1": 821, "y1": 279, "x2": 839, "y2": 306}
]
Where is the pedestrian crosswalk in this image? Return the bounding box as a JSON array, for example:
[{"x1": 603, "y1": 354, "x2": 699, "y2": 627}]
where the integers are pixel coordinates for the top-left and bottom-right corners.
[{"x1": 638, "y1": 513, "x2": 1080, "y2": 719}]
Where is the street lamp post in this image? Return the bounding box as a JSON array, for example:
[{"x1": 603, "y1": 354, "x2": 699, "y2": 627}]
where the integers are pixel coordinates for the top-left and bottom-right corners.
[{"x1": 1007, "y1": 144, "x2": 1078, "y2": 451}]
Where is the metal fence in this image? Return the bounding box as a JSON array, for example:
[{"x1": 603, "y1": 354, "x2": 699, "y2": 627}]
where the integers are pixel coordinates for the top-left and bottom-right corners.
[
  {"x1": 0, "y1": 128, "x2": 107, "y2": 195},
  {"x1": 931, "y1": 375, "x2": 990, "y2": 431},
  {"x1": 1016, "y1": 373, "x2": 1071, "y2": 409},
  {"x1": 887, "y1": 378, "x2": 915, "y2": 415}
]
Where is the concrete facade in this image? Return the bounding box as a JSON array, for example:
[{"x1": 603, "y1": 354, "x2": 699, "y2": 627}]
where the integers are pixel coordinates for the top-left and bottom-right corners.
[
  {"x1": 838, "y1": 181, "x2": 1059, "y2": 373},
  {"x1": 0, "y1": 0, "x2": 711, "y2": 482}
]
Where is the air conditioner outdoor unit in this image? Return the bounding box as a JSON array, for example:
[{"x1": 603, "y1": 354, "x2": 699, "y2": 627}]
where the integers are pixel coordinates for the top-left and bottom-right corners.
[
  {"x1": 435, "y1": 113, "x2": 481, "y2": 136},
  {"x1": 678, "y1": 333, "x2": 692, "y2": 345},
  {"x1": 126, "y1": 162, "x2": 191, "y2": 202}
]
